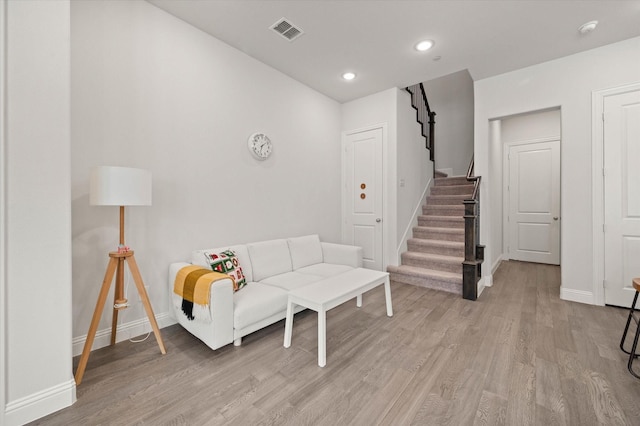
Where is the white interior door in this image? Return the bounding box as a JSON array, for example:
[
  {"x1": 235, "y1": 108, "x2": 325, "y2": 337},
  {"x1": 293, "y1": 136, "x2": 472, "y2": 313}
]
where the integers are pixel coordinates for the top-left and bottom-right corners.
[
  {"x1": 604, "y1": 89, "x2": 640, "y2": 307},
  {"x1": 507, "y1": 140, "x2": 560, "y2": 264},
  {"x1": 343, "y1": 127, "x2": 383, "y2": 270}
]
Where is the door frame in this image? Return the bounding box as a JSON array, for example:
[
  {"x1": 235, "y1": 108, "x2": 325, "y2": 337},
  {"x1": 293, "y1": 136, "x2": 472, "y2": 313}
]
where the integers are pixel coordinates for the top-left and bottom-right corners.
[
  {"x1": 502, "y1": 137, "x2": 561, "y2": 263},
  {"x1": 341, "y1": 123, "x2": 388, "y2": 270},
  {"x1": 592, "y1": 82, "x2": 640, "y2": 306}
]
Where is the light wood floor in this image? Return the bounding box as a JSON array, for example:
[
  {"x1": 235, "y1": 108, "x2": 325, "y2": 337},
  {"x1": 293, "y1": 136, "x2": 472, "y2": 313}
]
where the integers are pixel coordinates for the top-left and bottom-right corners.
[{"x1": 33, "y1": 261, "x2": 640, "y2": 425}]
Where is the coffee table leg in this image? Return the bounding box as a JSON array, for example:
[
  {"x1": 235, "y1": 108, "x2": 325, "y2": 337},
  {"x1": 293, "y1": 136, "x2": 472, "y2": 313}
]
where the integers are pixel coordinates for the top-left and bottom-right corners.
[
  {"x1": 384, "y1": 277, "x2": 393, "y2": 317},
  {"x1": 284, "y1": 299, "x2": 294, "y2": 348},
  {"x1": 318, "y1": 308, "x2": 326, "y2": 367}
]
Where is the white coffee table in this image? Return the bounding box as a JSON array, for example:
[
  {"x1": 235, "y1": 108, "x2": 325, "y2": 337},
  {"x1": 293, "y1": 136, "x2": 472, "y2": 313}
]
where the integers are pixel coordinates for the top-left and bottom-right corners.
[{"x1": 283, "y1": 268, "x2": 393, "y2": 367}]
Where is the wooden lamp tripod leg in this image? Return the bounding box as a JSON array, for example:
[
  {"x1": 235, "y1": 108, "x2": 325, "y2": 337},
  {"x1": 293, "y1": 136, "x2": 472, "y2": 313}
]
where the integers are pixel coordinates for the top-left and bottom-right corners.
[
  {"x1": 75, "y1": 256, "x2": 119, "y2": 385},
  {"x1": 110, "y1": 257, "x2": 125, "y2": 345},
  {"x1": 126, "y1": 254, "x2": 166, "y2": 354}
]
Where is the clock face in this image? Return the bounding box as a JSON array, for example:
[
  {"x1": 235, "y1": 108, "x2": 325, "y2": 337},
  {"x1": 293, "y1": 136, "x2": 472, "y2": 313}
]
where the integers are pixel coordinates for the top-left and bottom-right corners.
[{"x1": 248, "y1": 133, "x2": 272, "y2": 160}]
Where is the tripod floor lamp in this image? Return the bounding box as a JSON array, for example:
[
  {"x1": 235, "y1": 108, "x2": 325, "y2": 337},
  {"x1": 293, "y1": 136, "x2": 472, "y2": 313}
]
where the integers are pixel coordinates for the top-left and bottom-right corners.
[{"x1": 75, "y1": 166, "x2": 166, "y2": 385}]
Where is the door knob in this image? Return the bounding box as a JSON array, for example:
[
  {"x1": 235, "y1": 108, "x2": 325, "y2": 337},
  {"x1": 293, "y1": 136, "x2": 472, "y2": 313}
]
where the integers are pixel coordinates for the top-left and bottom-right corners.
[
  {"x1": 553, "y1": 217, "x2": 559, "y2": 220},
  {"x1": 376, "y1": 218, "x2": 382, "y2": 223}
]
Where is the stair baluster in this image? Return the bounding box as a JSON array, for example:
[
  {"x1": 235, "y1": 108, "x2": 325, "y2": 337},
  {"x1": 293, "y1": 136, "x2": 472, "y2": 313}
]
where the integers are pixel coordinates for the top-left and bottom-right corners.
[{"x1": 462, "y1": 157, "x2": 484, "y2": 301}]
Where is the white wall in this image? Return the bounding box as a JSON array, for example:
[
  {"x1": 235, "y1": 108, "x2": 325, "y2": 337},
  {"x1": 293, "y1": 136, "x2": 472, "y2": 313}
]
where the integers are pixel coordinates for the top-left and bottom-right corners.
[
  {"x1": 396, "y1": 89, "x2": 432, "y2": 260},
  {"x1": 341, "y1": 87, "x2": 430, "y2": 266},
  {"x1": 71, "y1": 1, "x2": 342, "y2": 353},
  {"x1": 501, "y1": 108, "x2": 561, "y2": 143},
  {"x1": 341, "y1": 88, "x2": 398, "y2": 267},
  {"x1": 423, "y1": 69, "x2": 474, "y2": 176},
  {"x1": 3, "y1": 1, "x2": 76, "y2": 424},
  {"x1": 475, "y1": 36, "x2": 640, "y2": 304},
  {"x1": 488, "y1": 119, "x2": 502, "y2": 275}
]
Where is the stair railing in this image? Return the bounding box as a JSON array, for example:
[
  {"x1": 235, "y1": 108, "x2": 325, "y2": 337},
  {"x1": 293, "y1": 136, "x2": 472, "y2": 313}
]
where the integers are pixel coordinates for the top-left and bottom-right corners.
[
  {"x1": 463, "y1": 156, "x2": 484, "y2": 300},
  {"x1": 405, "y1": 83, "x2": 436, "y2": 165}
]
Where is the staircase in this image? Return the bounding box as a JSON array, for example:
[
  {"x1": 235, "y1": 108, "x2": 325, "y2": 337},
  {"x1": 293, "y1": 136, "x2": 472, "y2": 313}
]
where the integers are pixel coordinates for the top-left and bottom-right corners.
[{"x1": 387, "y1": 175, "x2": 473, "y2": 294}]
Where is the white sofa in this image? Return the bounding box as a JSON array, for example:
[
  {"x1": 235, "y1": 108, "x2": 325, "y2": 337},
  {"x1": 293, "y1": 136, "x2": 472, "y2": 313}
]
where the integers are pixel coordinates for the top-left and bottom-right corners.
[{"x1": 168, "y1": 234, "x2": 363, "y2": 350}]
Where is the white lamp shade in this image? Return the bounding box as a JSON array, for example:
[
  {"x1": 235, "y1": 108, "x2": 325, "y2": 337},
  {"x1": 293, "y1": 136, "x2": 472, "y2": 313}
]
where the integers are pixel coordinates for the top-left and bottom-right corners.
[{"x1": 90, "y1": 166, "x2": 152, "y2": 206}]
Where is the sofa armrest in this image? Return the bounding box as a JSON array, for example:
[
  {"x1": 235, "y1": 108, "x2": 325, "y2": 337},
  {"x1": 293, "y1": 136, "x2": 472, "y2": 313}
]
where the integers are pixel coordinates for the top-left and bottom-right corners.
[
  {"x1": 169, "y1": 262, "x2": 234, "y2": 350},
  {"x1": 320, "y1": 242, "x2": 363, "y2": 268}
]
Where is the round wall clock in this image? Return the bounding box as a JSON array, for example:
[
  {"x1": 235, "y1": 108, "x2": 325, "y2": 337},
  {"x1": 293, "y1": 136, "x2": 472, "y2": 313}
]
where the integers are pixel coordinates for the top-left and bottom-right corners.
[{"x1": 248, "y1": 132, "x2": 273, "y2": 160}]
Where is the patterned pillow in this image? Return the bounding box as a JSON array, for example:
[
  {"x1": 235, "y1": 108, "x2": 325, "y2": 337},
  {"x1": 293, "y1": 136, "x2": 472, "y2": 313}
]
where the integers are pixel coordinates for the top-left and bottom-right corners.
[{"x1": 203, "y1": 249, "x2": 247, "y2": 291}]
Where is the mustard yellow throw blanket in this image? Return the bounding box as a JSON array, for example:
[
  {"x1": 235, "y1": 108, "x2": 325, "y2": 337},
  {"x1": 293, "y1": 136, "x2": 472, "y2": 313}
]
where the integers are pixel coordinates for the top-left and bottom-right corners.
[{"x1": 174, "y1": 265, "x2": 231, "y2": 320}]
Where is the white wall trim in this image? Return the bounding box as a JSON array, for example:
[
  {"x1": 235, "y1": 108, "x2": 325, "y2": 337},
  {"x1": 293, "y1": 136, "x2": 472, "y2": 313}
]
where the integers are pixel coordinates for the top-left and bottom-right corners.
[
  {"x1": 396, "y1": 178, "x2": 432, "y2": 264},
  {"x1": 478, "y1": 275, "x2": 492, "y2": 297},
  {"x1": 491, "y1": 254, "x2": 503, "y2": 277},
  {"x1": 560, "y1": 287, "x2": 595, "y2": 305},
  {"x1": 72, "y1": 313, "x2": 176, "y2": 357},
  {"x1": 1, "y1": 1, "x2": 7, "y2": 423},
  {"x1": 5, "y1": 379, "x2": 76, "y2": 426},
  {"x1": 592, "y1": 82, "x2": 640, "y2": 307}
]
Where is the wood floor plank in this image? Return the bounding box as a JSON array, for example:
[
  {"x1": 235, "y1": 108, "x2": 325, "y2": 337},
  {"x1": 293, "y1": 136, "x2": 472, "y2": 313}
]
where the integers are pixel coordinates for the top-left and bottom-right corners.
[
  {"x1": 31, "y1": 261, "x2": 640, "y2": 426},
  {"x1": 473, "y1": 390, "x2": 507, "y2": 426}
]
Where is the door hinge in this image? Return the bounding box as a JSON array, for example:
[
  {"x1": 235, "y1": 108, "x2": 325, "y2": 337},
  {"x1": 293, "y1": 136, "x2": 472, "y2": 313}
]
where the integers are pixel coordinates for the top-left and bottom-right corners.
[
  {"x1": 602, "y1": 112, "x2": 605, "y2": 122},
  {"x1": 602, "y1": 168, "x2": 606, "y2": 177},
  {"x1": 603, "y1": 279, "x2": 607, "y2": 288},
  {"x1": 603, "y1": 224, "x2": 606, "y2": 233}
]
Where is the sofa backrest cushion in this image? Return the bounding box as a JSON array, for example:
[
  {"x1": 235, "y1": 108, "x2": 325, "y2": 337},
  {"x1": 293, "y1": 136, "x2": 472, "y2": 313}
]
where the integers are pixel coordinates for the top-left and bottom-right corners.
[
  {"x1": 287, "y1": 234, "x2": 323, "y2": 270},
  {"x1": 192, "y1": 244, "x2": 253, "y2": 283},
  {"x1": 247, "y1": 239, "x2": 293, "y2": 282}
]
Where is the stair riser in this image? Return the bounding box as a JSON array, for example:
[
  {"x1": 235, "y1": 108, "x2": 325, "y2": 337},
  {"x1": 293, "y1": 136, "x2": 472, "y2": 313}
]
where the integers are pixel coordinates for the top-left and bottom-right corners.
[
  {"x1": 422, "y1": 206, "x2": 464, "y2": 216},
  {"x1": 401, "y1": 255, "x2": 462, "y2": 273},
  {"x1": 434, "y1": 177, "x2": 470, "y2": 186},
  {"x1": 389, "y1": 272, "x2": 462, "y2": 294},
  {"x1": 431, "y1": 185, "x2": 474, "y2": 196},
  {"x1": 426, "y1": 196, "x2": 467, "y2": 206},
  {"x1": 407, "y1": 242, "x2": 464, "y2": 257},
  {"x1": 413, "y1": 228, "x2": 465, "y2": 242},
  {"x1": 418, "y1": 217, "x2": 464, "y2": 228}
]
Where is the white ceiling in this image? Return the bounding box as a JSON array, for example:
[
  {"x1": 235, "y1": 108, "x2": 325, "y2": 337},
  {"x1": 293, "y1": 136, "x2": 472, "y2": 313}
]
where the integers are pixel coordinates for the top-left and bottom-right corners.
[{"x1": 147, "y1": 0, "x2": 640, "y2": 103}]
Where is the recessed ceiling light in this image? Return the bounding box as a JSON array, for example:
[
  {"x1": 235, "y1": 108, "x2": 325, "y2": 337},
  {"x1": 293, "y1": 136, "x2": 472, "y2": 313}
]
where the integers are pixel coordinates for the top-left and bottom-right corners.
[
  {"x1": 415, "y1": 40, "x2": 435, "y2": 52},
  {"x1": 342, "y1": 72, "x2": 356, "y2": 81},
  {"x1": 578, "y1": 20, "x2": 598, "y2": 34}
]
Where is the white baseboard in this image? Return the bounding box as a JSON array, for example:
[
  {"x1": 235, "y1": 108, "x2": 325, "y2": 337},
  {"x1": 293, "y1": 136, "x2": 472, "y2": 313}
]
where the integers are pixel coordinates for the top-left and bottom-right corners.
[
  {"x1": 560, "y1": 287, "x2": 595, "y2": 305},
  {"x1": 72, "y1": 312, "x2": 176, "y2": 357},
  {"x1": 477, "y1": 275, "x2": 493, "y2": 298},
  {"x1": 5, "y1": 379, "x2": 76, "y2": 426},
  {"x1": 491, "y1": 255, "x2": 503, "y2": 276}
]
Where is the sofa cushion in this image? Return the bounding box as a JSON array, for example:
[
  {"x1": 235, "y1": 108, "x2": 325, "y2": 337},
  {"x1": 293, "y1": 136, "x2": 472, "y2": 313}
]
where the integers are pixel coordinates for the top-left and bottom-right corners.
[
  {"x1": 247, "y1": 239, "x2": 292, "y2": 281},
  {"x1": 192, "y1": 245, "x2": 253, "y2": 282},
  {"x1": 202, "y1": 250, "x2": 247, "y2": 291},
  {"x1": 260, "y1": 271, "x2": 324, "y2": 292},
  {"x1": 296, "y1": 263, "x2": 354, "y2": 278},
  {"x1": 233, "y1": 282, "x2": 288, "y2": 330},
  {"x1": 287, "y1": 234, "x2": 323, "y2": 270}
]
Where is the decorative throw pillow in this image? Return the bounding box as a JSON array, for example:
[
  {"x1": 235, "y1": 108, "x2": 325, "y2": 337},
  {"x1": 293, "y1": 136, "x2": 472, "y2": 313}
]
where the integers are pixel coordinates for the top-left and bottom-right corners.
[{"x1": 203, "y1": 249, "x2": 247, "y2": 291}]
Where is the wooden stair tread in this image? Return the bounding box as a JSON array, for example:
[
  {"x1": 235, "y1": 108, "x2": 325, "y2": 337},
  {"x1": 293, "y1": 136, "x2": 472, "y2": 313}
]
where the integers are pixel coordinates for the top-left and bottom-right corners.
[
  {"x1": 407, "y1": 238, "x2": 464, "y2": 248},
  {"x1": 433, "y1": 176, "x2": 470, "y2": 186},
  {"x1": 387, "y1": 265, "x2": 462, "y2": 281},
  {"x1": 418, "y1": 215, "x2": 463, "y2": 220},
  {"x1": 413, "y1": 226, "x2": 464, "y2": 233},
  {"x1": 402, "y1": 251, "x2": 464, "y2": 263}
]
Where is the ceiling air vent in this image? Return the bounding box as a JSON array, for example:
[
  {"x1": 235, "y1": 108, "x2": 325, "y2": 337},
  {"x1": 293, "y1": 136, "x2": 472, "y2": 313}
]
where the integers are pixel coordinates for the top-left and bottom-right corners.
[{"x1": 270, "y1": 18, "x2": 304, "y2": 42}]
